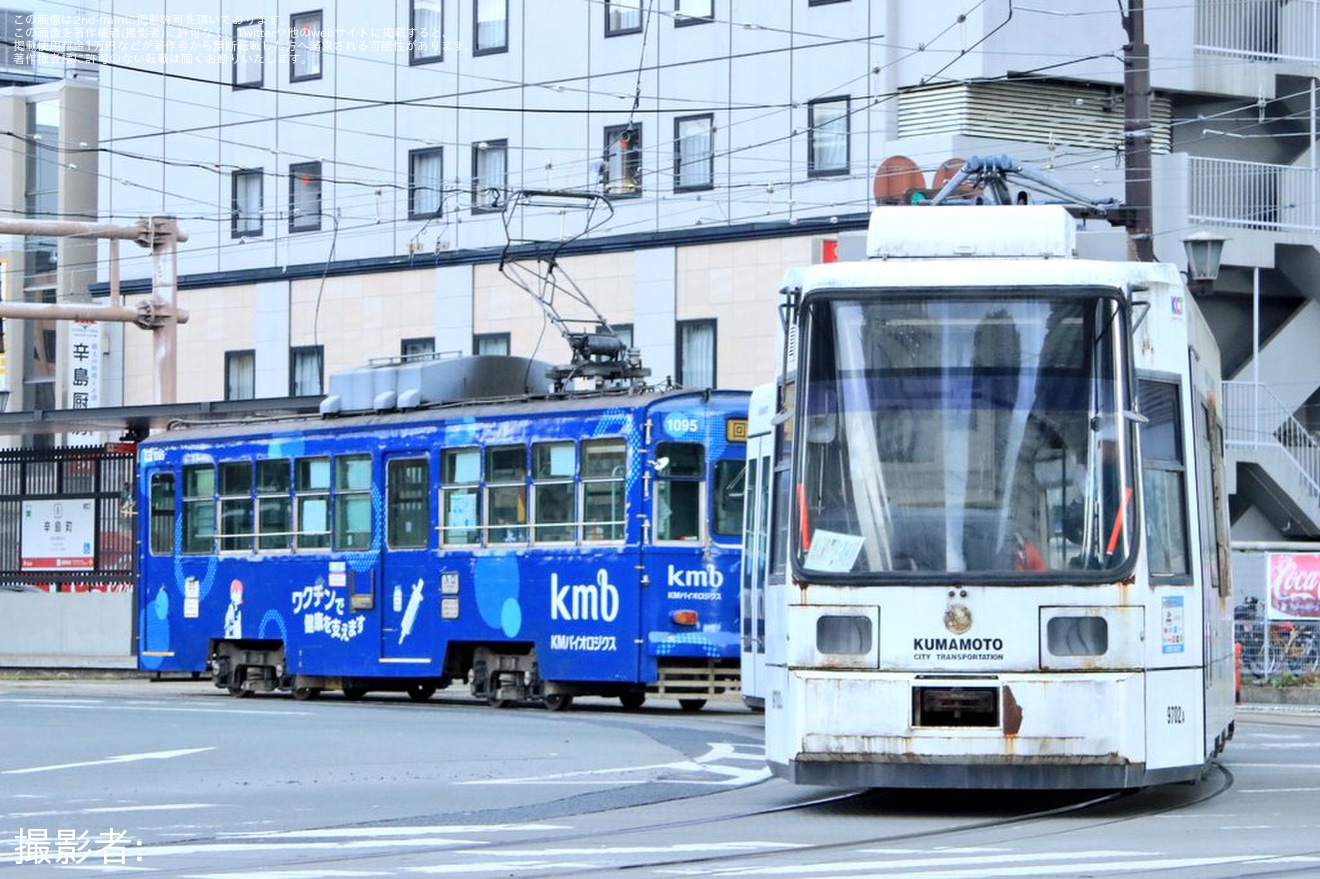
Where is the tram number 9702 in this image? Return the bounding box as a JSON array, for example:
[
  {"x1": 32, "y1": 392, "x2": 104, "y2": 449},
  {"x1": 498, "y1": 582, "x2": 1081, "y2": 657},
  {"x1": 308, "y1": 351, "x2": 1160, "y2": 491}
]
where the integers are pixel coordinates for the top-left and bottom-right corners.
[{"x1": 1167, "y1": 705, "x2": 1186, "y2": 724}]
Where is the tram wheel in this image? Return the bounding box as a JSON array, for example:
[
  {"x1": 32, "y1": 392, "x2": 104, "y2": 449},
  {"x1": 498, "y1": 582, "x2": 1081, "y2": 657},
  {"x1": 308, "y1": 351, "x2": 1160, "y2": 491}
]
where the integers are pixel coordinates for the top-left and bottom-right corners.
[
  {"x1": 227, "y1": 686, "x2": 251, "y2": 699},
  {"x1": 292, "y1": 687, "x2": 321, "y2": 701},
  {"x1": 407, "y1": 683, "x2": 437, "y2": 702},
  {"x1": 543, "y1": 693, "x2": 573, "y2": 712},
  {"x1": 342, "y1": 686, "x2": 367, "y2": 701},
  {"x1": 487, "y1": 696, "x2": 510, "y2": 709},
  {"x1": 619, "y1": 692, "x2": 646, "y2": 710},
  {"x1": 678, "y1": 698, "x2": 707, "y2": 713}
]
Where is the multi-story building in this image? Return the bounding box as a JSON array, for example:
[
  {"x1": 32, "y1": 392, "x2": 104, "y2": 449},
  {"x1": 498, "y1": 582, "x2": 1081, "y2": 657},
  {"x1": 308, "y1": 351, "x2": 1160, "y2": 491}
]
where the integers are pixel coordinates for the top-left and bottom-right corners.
[{"x1": 9, "y1": 1, "x2": 1320, "y2": 558}]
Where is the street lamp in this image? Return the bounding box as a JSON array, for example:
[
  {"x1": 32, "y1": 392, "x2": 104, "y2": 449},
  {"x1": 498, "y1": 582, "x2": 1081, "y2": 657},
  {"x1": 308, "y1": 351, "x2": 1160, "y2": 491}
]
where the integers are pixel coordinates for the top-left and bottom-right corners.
[{"x1": 1182, "y1": 230, "x2": 1228, "y2": 295}]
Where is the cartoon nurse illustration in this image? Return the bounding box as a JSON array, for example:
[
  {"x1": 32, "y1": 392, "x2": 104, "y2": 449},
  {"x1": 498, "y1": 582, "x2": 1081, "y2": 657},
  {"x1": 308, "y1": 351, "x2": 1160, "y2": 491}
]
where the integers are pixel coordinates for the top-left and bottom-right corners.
[{"x1": 224, "y1": 579, "x2": 243, "y2": 638}]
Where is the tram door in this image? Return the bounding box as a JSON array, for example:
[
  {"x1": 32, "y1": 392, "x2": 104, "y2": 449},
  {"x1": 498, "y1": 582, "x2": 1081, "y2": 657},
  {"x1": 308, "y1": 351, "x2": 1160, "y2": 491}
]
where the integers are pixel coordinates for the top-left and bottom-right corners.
[
  {"x1": 380, "y1": 453, "x2": 433, "y2": 662},
  {"x1": 740, "y1": 442, "x2": 772, "y2": 704}
]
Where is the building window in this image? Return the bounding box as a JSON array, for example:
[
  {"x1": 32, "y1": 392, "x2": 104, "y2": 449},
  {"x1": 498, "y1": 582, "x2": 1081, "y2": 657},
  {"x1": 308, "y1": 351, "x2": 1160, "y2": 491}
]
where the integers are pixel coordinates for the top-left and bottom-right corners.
[
  {"x1": 675, "y1": 0, "x2": 713, "y2": 24},
  {"x1": 676, "y1": 319, "x2": 716, "y2": 389},
  {"x1": 409, "y1": 147, "x2": 444, "y2": 219},
  {"x1": 226, "y1": 350, "x2": 255, "y2": 400},
  {"x1": 289, "y1": 161, "x2": 322, "y2": 232},
  {"x1": 0, "y1": 12, "x2": 33, "y2": 69},
  {"x1": 290, "y1": 345, "x2": 324, "y2": 396},
  {"x1": 231, "y1": 169, "x2": 263, "y2": 238},
  {"x1": 474, "y1": 0, "x2": 508, "y2": 54},
  {"x1": 606, "y1": 0, "x2": 642, "y2": 35},
  {"x1": 674, "y1": 114, "x2": 713, "y2": 191},
  {"x1": 471, "y1": 139, "x2": 507, "y2": 212},
  {"x1": 410, "y1": 0, "x2": 445, "y2": 64},
  {"x1": 602, "y1": 124, "x2": 642, "y2": 196},
  {"x1": 807, "y1": 96, "x2": 850, "y2": 178},
  {"x1": 473, "y1": 332, "x2": 510, "y2": 356},
  {"x1": 290, "y1": 10, "x2": 323, "y2": 81},
  {"x1": 232, "y1": 19, "x2": 264, "y2": 88},
  {"x1": 402, "y1": 337, "x2": 435, "y2": 358}
]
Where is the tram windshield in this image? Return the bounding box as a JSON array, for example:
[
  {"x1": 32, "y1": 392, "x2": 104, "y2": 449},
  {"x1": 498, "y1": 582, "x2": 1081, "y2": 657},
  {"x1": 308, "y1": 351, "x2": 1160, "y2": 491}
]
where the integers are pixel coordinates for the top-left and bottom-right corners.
[{"x1": 795, "y1": 291, "x2": 1135, "y2": 580}]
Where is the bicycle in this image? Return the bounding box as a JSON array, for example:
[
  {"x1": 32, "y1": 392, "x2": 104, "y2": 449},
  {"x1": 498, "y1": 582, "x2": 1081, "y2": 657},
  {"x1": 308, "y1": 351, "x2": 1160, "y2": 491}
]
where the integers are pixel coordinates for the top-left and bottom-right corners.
[{"x1": 1235, "y1": 596, "x2": 1320, "y2": 679}]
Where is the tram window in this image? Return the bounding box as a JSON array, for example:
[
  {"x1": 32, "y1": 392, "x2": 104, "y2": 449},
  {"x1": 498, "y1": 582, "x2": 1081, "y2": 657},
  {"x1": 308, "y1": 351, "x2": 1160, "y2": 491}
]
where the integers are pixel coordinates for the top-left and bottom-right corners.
[
  {"x1": 532, "y1": 441, "x2": 575, "y2": 543},
  {"x1": 334, "y1": 454, "x2": 373, "y2": 550},
  {"x1": 387, "y1": 457, "x2": 430, "y2": 549},
  {"x1": 655, "y1": 441, "x2": 703, "y2": 542},
  {"x1": 295, "y1": 456, "x2": 331, "y2": 550},
  {"x1": 712, "y1": 459, "x2": 746, "y2": 538},
  {"x1": 256, "y1": 459, "x2": 292, "y2": 551},
  {"x1": 218, "y1": 461, "x2": 254, "y2": 553},
  {"x1": 581, "y1": 439, "x2": 626, "y2": 542},
  {"x1": 149, "y1": 472, "x2": 176, "y2": 555},
  {"x1": 487, "y1": 444, "x2": 528, "y2": 544},
  {"x1": 181, "y1": 464, "x2": 216, "y2": 555},
  {"x1": 441, "y1": 447, "x2": 481, "y2": 546},
  {"x1": 1139, "y1": 379, "x2": 1190, "y2": 578}
]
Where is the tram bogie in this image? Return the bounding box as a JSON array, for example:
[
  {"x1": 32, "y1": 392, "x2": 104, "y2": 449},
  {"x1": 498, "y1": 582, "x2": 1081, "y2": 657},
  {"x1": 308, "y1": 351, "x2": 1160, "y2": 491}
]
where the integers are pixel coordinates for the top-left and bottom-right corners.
[{"x1": 745, "y1": 205, "x2": 1236, "y2": 789}]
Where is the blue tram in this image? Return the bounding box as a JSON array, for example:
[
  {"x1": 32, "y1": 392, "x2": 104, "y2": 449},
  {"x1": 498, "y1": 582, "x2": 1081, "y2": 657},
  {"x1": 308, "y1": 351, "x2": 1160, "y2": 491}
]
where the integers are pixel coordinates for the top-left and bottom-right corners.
[{"x1": 137, "y1": 356, "x2": 749, "y2": 710}]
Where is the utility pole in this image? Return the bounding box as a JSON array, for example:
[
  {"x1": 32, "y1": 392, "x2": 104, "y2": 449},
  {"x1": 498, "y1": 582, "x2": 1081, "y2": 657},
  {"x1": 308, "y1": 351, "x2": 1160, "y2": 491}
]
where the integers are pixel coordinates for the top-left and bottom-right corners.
[{"x1": 1122, "y1": 0, "x2": 1156, "y2": 261}]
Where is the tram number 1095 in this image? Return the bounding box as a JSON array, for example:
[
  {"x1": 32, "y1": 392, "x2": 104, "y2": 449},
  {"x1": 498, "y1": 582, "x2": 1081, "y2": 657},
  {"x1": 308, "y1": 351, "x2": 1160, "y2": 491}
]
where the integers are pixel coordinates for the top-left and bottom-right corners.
[{"x1": 1167, "y1": 705, "x2": 1186, "y2": 724}]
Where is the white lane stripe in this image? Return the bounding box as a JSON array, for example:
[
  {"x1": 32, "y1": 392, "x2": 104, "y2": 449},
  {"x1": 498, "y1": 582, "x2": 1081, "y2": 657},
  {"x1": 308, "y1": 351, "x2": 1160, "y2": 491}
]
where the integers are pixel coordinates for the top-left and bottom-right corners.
[
  {"x1": 661, "y1": 851, "x2": 1149, "y2": 876},
  {"x1": 131, "y1": 837, "x2": 487, "y2": 857},
  {"x1": 2, "y1": 700, "x2": 311, "y2": 716},
  {"x1": 2, "y1": 747, "x2": 214, "y2": 775},
  {"x1": 8, "y1": 803, "x2": 216, "y2": 819},
  {"x1": 221, "y1": 825, "x2": 569, "y2": 840},
  {"x1": 404, "y1": 863, "x2": 597, "y2": 875},
  {"x1": 461, "y1": 743, "x2": 768, "y2": 787},
  {"x1": 659, "y1": 852, "x2": 1320, "y2": 877},
  {"x1": 474, "y1": 842, "x2": 805, "y2": 857},
  {"x1": 182, "y1": 865, "x2": 396, "y2": 871}
]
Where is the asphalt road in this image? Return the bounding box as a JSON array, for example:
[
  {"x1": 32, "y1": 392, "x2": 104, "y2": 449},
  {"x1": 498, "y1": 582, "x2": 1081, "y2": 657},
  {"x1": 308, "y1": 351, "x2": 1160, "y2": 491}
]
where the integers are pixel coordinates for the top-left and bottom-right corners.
[{"x1": 3, "y1": 678, "x2": 1320, "y2": 878}]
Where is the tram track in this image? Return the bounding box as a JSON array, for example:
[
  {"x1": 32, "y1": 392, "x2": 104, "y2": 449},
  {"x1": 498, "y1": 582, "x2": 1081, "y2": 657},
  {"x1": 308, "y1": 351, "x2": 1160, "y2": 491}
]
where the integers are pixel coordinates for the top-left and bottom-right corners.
[{"x1": 136, "y1": 762, "x2": 1240, "y2": 878}]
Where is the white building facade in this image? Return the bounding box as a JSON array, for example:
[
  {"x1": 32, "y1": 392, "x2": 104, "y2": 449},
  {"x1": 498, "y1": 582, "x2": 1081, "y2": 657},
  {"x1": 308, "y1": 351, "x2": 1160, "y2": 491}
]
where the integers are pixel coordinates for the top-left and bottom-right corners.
[{"x1": 3, "y1": 0, "x2": 1317, "y2": 546}]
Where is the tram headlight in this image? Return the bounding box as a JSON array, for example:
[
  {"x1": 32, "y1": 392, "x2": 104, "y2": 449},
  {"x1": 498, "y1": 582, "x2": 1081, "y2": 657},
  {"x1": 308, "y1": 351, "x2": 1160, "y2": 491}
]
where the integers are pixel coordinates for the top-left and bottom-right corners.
[
  {"x1": 816, "y1": 614, "x2": 873, "y2": 655},
  {"x1": 1046, "y1": 615, "x2": 1109, "y2": 656},
  {"x1": 787, "y1": 606, "x2": 880, "y2": 669}
]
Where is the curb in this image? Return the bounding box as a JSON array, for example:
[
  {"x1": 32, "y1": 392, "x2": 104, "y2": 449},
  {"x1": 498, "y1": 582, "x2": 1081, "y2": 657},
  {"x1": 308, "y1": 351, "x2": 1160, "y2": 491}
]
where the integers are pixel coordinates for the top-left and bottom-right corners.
[{"x1": 1240, "y1": 684, "x2": 1320, "y2": 706}]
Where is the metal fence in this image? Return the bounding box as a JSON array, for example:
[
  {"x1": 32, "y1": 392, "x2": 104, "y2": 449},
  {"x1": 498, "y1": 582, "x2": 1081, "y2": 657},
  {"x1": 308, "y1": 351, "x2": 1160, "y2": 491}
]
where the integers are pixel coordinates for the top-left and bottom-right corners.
[
  {"x1": 1188, "y1": 157, "x2": 1319, "y2": 234},
  {"x1": 0, "y1": 445, "x2": 136, "y2": 592},
  {"x1": 1236, "y1": 597, "x2": 1320, "y2": 683},
  {"x1": 1195, "y1": 0, "x2": 1320, "y2": 62},
  {"x1": 1222, "y1": 381, "x2": 1320, "y2": 505}
]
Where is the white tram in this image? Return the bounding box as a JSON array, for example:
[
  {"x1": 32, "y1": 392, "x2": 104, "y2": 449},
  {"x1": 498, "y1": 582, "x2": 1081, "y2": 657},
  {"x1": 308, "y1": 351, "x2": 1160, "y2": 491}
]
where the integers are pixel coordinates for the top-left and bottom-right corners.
[{"x1": 743, "y1": 205, "x2": 1235, "y2": 789}]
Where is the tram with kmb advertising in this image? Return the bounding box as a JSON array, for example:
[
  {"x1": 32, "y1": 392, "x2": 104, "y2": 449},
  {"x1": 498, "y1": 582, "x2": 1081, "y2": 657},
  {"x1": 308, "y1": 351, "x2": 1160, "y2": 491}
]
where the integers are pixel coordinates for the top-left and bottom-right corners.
[
  {"x1": 137, "y1": 355, "x2": 748, "y2": 711},
  {"x1": 745, "y1": 205, "x2": 1235, "y2": 787}
]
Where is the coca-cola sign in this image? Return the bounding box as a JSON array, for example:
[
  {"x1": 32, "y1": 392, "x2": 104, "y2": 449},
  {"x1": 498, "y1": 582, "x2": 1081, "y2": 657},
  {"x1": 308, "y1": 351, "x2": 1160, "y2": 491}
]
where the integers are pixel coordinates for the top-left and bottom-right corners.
[{"x1": 1267, "y1": 553, "x2": 1320, "y2": 620}]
